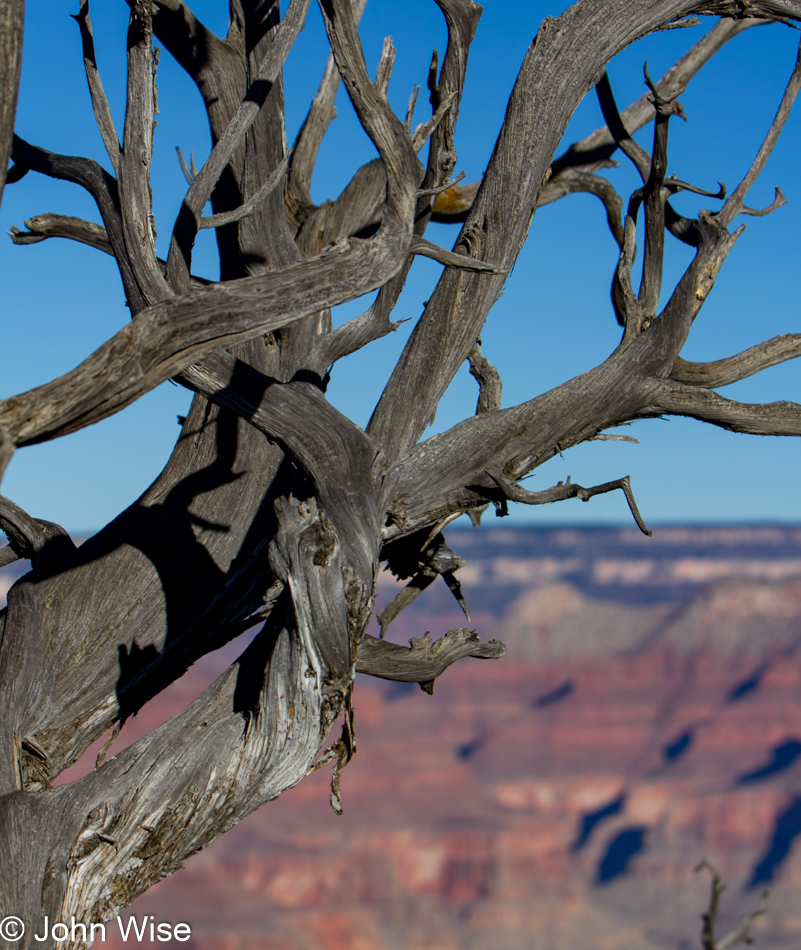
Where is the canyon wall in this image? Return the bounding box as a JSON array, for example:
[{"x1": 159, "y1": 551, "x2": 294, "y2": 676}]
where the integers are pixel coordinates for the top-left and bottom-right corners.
[{"x1": 3, "y1": 524, "x2": 801, "y2": 949}]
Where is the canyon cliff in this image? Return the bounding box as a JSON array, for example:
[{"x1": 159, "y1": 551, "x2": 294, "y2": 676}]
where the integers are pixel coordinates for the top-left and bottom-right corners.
[{"x1": 4, "y1": 524, "x2": 801, "y2": 949}]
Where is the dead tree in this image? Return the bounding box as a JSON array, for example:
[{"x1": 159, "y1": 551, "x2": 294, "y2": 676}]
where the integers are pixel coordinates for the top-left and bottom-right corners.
[{"x1": 0, "y1": 0, "x2": 800, "y2": 942}]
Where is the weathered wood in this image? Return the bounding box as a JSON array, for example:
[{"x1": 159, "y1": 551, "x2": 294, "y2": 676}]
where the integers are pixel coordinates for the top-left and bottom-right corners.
[
  {"x1": 0, "y1": 0, "x2": 23, "y2": 211},
  {"x1": 2, "y1": 0, "x2": 801, "y2": 937},
  {"x1": 356, "y1": 630, "x2": 506, "y2": 693}
]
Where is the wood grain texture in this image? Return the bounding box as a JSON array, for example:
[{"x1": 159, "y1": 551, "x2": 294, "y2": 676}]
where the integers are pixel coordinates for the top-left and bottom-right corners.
[
  {"x1": 0, "y1": 0, "x2": 23, "y2": 211},
  {"x1": 2, "y1": 0, "x2": 801, "y2": 936}
]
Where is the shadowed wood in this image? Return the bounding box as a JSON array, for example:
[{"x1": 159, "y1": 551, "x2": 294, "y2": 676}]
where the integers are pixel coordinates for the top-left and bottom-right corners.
[{"x1": 1, "y1": 0, "x2": 800, "y2": 939}]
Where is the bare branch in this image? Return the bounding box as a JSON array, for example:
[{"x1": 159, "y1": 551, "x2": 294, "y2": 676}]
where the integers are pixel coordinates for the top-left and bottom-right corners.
[
  {"x1": 0, "y1": 211, "x2": 417, "y2": 447},
  {"x1": 7, "y1": 213, "x2": 211, "y2": 287},
  {"x1": 166, "y1": 0, "x2": 312, "y2": 292},
  {"x1": 643, "y1": 209, "x2": 744, "y2": 361},
  {"x1": 696, "y1": 860, "x2": 770, "y2": 950},
  {"x1": 307, "y1": 284, "x2": 405, "y2": 373},
  {"x1": 661, "y1": 174, "x2": 725, "y2": 200},
  {"x1": 649, "y1": 380, "x2": 801, "y2": 435},
  {"x1": 595, "y1": 71, "x2": 652, "y2": 181},
  {"x1": 410, "y1": 234, "x2": 506, "y2": 273},
  {"x1": 198, "y1": 153, "x2": 288, "y2": 228},
  {"x1": 404, "y1": 83, "x2": 421, "y2": 132},
  {"x1": 175, "y1": 145, "x2": 193, "y2": 185},
  {"x1": 119, "y1": 1, "x2": 170, "y2": 306},
  {"x1": 615, "y1": 216, "x2": 642, "y2": 333},
  {"x1": 740, "y1": 184, "x2": 787, "y2": 216},
  {"x1": 487, "y1": 470, "x2": 652, "y2": 536},
  {"x1": 418, "y1": 169, "x2": 466, "y2": 198},
  {"x1": 8, "y1": 214, "x2": 113, "y2": 255},
  {"x1": 670, "y1": 334, "x2": 801, "y2": 387},
  {"x1": 72, "y1": 0, "x2": 121, "y2": 176},
  {"x1": 0, "y1": 495, "x2": 75, "y2": 570},
  {"x1": 719, "y1": 38, "x2": 801, "y2": 225},
  {"x1": 638, "y1": 64, "x2": 684, "y2": 317},
  {"x1": 374, "y1": 35, "x2": 396, "y2": 97},
  {"x1": 411, "y1": 90, "x2": 457, "y2": 153},
  {"x1": 10, "y1": 136, "x2": 148, "y2": 313},
  {"x1": 468, "y1": 343, "x2": 502, "y2": 415},
  {"x1": 424, "y1": 0, "x2": 482, "y2": 189},
  {"x1": 356, "y1": 629, "x2": 506, "y2": 693},
  {"x1": 286, "y1": 0, "x2": 369, "y2": 217},
  {"x1": 541, "y1": 169, "x2": 626, "y2": 247},
  {"x1": 0, "y1": 0, "x2": 23, "y2": 211},
  {"x1": 376, "y1": 532, "x2": 468, "y2": 636}
]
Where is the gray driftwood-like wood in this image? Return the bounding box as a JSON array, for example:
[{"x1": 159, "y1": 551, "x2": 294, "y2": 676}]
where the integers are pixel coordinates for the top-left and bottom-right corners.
[{"x1": 1, "y1": 0, "x2": 801, "y2": 943}]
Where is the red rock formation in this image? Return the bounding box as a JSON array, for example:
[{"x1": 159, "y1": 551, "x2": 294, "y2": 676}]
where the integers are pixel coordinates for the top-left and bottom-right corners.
[{"x1": 3, "y1": 526, "x2": 801, "y2": 948}]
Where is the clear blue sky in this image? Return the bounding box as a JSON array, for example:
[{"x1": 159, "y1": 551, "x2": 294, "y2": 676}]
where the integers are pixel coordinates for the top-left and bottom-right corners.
[{"x1": 1, "y1": 1, "x2": 799, "y2": 533}]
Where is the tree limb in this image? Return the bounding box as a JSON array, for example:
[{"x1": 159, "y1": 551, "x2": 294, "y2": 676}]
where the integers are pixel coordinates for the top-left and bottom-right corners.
[
  {"x1": 718, "y1": 36, "x2": 801, "y2": 226},
  {"x1": 165, "y1": 0, "x2": 312, "y2": 292},
  {"x1": 367, "y1": 1, "x2": 763, "y2": 464},
  {"x1": 646, "y1": 380, "x2": 801, "y2": 435},
  {"x1": 119, "y1": 1, "x2": 171, "y2": 306},
  {"x1": 8, "y1": 214, "x2": 113, "y2": 255},
  {"x1": 409, "y1": 234, "x2": 505, "y2": 272},
  {"x1": 696, "y1": 859, "x2": 769, "y2": 950},
  {"x1": 468, "y1": 342, "x2": 502, "y2": 415},
  {"x1": 0, "y1": 495, "x2": 75, "y2": 571},
  {"x1": 0, "y1": 212, "x2": 417, "y2": 447},
  {"x1": 10, "y1": 136, "x2": 147, "y2": 313},
  {"x1": 7, "y1": 213, "x2": 212, "y2": 287},
  {"x1": 356, "y1": 629, "x2": 505, "y2": 693},
  {"x1": 72, "y1": 0, "x2": 122, "y2": 176},
  {"x1": 134, "y1": 0, "x2": 224, "y2": 85},
  {"x1": 198, "y1": 153, "x2": 288, "y2": 228},
  {"x1": 487, "y1": 470, "x2": 652, "y2": 536},
  {"x1": 0, "y1": 0, "x2": 24, "y2": 211},
  {"x1": 670, "y1": 334, "x2": 801, "y2": 386}
]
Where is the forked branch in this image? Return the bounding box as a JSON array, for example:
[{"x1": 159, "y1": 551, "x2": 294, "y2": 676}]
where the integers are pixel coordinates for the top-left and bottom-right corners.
[
  {"x1": 696, "y1": 860, "x2": 769, "y2": 950},
  {"x1": 718, "y1": 38, "x2": 801, "y2": 226},
  {"x1": 487, "y1": 471, "x2": 652, "y2": 536},
  {"x1": 166, "y1": 0, "x2": 312, "y2": 292}
]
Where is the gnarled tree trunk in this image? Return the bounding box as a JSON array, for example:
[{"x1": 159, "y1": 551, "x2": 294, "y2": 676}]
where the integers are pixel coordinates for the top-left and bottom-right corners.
[{"x1": 1, "y1": 0, "x2": 800, "y2": 944}]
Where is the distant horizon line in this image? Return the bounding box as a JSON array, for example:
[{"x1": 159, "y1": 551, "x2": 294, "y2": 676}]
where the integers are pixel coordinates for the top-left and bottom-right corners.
[{"x1": 59, "y1": 519, "x2": 801, "y2": 539}]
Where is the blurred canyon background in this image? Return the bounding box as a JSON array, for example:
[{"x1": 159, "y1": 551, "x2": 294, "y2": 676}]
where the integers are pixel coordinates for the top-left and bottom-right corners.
[{"x1": 4, "y1": 522, "x2": 801, "y2": 950}]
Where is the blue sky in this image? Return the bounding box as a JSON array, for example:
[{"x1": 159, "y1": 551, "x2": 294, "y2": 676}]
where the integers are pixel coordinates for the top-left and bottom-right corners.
[{"x1": 1, "y1": 1, "x2": 799, "y2": 533}]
